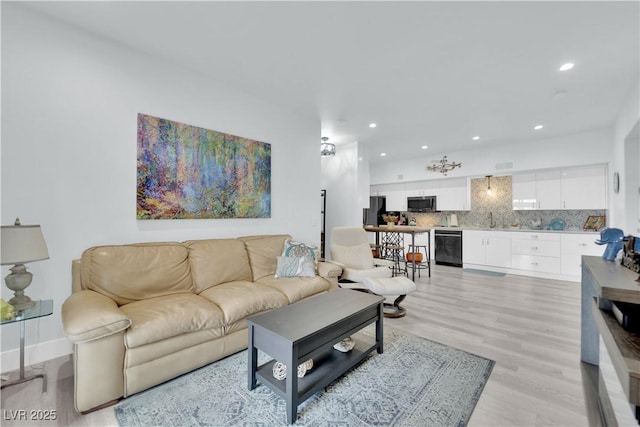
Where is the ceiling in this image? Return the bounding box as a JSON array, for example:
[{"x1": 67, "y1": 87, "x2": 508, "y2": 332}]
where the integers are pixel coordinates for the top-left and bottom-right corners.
[{"x1": 20, "y1": 1, "x2": 640, "y2": 164}]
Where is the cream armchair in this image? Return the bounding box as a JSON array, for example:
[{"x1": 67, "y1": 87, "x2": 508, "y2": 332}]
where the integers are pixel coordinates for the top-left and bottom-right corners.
[{"x1": 330, "y1": 226, "x2": 416, "y2": 318}]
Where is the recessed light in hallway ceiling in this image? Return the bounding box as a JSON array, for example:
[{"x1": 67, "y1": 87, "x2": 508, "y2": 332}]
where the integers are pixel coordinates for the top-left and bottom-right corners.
[
  {"x1": 534, "y1": 125, "x2": 544, "y2": 130},
  {"x1": 369, "y1": 123, "x2": 377, "y2": 128},
  {"x1": 559, "y1": 62, "x2": 574, "y2": 71},
  {"x1": 472, "y1": 136, "x2": 480, "y2": 141}
]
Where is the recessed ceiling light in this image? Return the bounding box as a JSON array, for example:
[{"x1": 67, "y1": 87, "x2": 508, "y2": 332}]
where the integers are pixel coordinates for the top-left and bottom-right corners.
[
  {"x1": 534, "y1": 125, "x2": 544, "y2": 130},
  {"x1": 553, "y1": 90, "x2": 568, "y2": 99},
  {"x1": 369, "y1": 123, "x2": 377, "y2": 128},
  {"x1": 421, "y1": 145, "x2": 428, "y2": 150},
  {"x1": 472, "y1": 136, "x2": 480, "y2": 141},
  {"x1": 559, "y1": 62, "x2": 574, "y2": 71},
  {"x1": 380, "y1": 152, "x2": 386, "y2": 156}
]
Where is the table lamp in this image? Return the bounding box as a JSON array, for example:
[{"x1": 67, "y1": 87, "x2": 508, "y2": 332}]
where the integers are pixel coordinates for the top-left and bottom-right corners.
[{"x1": 1, "y1": 218, "x2": 49, "y2": 310}]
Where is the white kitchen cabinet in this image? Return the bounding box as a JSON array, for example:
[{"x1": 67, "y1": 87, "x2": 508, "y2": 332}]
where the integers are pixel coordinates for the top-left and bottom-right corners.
[
  {"x1": 463, "y1": 231, "x2": 486, "y2": 265},
  {"x1": 511, "y1": 254, "x2": 561, "y2": 274},
  {"x1": 463, "y1": 230, "x2": 511, "y2": 267},
  {"x1": 536, "y1": 170, "x2": 562, "y2": 210},
  {"x1": 512, "y1": 170, "x2": 561, "y2": 210},
  {"x1": 371, "y1": 184, "x2": 406, "y2": 211},
  {"x1": 512, "y1": 165, "x2": 606, "y2": 210},
  {"x1": 384, "y1": 189, "x2": 406, "y2": 211},
  {"x1": 511, "y1": 232, "x2": 561, "y2": 274},
  {"x1": 511, "y1": 232, "x2": 561, "y2": 256},
  {"x1": 391, "y1": 178, "x2": 469, "y2": 211},
  {"x1": 462, "y1": 230, "x2": 602, "y2": 281},
  {"x1": 437, "y1": 177, "x2": 470, "y2": 211},
  {"x1": 560, "y1": 233, "x2": 602, "y2": 277},
  {"x1": 560, "y1": 165, "x2": 607, "y2": 209},
  {"x1": 404, "y1": 180, "x2": 437, "y2": 198},
  {"x1": 512, "y1": 172, "x2": 537, "y2": 210}
]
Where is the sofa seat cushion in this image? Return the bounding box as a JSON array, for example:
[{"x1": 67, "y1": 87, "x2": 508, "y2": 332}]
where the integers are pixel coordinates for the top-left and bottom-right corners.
[
  {"x1": 199, "y1": 281, "x2": 288, "y2": 325},
  {"x1": 120, "y1": 293, "x2": 224, "y2": 349},
  {"x1": 256, "y1": 276, "x2": 331, "y2": 304}
]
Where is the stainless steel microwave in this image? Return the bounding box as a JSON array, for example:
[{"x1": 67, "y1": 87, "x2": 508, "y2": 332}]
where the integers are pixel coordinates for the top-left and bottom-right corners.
[{"x1": 407, "y1": 196, "x2": 437, "y2": 212}]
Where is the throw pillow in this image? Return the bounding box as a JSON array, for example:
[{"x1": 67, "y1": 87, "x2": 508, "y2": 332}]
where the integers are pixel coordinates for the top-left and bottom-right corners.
[
  {"x1": 274, "y1": 256, "x2": 316, "y2": 278},
  {"x1": 282, "y1": 240, "x2": 319, "y2": 271}
]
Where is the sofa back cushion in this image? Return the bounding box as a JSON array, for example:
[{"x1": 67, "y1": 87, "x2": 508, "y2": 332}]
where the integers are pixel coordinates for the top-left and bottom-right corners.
[
  {"x1": 185, "y1": 238, "x2": 252, "y2": 293},
  {"x1": 80, "y1": 243, "x2": 193, "y2": 305},
  {"x1": 238, "y1": 234, "x2": 291, "y2": 280}
]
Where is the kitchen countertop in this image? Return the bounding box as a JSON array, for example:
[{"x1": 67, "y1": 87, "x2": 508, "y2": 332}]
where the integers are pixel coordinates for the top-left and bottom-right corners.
[
  {"x1": 429, "y1": 225, "x2": 600, "y2": 235},
  {"x1": 366, "y1": 224, "x2": 601, "y2": 235}
]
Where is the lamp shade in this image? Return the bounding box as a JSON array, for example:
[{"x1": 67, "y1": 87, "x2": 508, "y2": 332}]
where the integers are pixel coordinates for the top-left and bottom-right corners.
[{"x1": 1, "y1": 224, "x2": 49, "y2": 265}]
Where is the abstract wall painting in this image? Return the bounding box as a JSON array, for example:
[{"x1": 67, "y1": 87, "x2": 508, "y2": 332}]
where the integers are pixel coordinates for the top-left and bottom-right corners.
[{"x1": 137, "y1": 114, "x2": 271, "y2": 219}]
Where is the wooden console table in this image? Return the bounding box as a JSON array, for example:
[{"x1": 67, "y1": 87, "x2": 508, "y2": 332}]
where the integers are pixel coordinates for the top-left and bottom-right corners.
[{"x1": 581, "y1": 256, "x2": 640, "y2": 425}]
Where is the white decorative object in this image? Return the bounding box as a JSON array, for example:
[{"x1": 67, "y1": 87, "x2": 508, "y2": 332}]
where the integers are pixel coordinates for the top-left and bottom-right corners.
[
  {"x1": 272, "y1": 359, "x2": 314, "y2": 380},
  {"x1": 426, "y1": 155, "x2": 461, "y2": 175},
  {"x1": 272, "y1": 362, "x2": 287, "y2": 380},
  {"x1": 333, "y1": 337, "x2": 356, "y2": 353}
]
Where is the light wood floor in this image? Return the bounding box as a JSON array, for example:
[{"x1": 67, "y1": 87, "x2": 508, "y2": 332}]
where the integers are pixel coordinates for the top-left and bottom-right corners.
[{"x1": 1, "y1": 265, "x2": 603, "y2": 426}]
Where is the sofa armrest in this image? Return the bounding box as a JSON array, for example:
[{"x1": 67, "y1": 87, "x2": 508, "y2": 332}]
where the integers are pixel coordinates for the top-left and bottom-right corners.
[
  {"x1": 318, "y1": 261, "x2": 343, "y2": 278},
  {"x1": 62, "y1": 290, "x2": 131, "y2": 344}
]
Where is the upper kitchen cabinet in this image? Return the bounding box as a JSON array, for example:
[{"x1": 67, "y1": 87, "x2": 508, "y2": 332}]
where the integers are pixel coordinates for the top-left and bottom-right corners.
[
  {"x1": 402, "y1": 178, "x2": 469, "y2": 211},
  {"x1": 536, "y1": 170, "x2": 563, "y2": 209},
  {"x1": 404, "y1": 180, "x2": 436, "y2": 198},
  {"x1": 437, "y1": 177, "x2": 470, "y2": 211},
  {"x1": 512, "y1": 165, "x2": 606, "y2": 210},
  {"x1": 512, "y1": 170, "x2": 561, "y2": 210},
  {"x1": 512, "y1": 172, "x2": 537, "y2": 210},
  {"x1": 560, "y1": 165, "x2": 607, "y2": 209},
  {"x1": 371, "y1": 183, "x2": 406, "y2": 211}
]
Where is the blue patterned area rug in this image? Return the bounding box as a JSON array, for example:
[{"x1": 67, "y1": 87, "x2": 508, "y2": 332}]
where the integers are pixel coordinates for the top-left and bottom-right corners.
[{"x1": 115, "y1": 326, "x2": 494, "y2": 426}]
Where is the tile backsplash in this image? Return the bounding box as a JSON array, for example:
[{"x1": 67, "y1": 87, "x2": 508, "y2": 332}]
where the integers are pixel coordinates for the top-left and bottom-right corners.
[{"x1": 403, "y1": 175, "x2": 606, "y2": 231}]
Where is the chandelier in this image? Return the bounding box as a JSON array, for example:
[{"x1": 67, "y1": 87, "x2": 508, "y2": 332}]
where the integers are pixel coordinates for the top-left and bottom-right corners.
[
  {"x1": 426, "y1": 155, "x2": 462, "y2": 175},
  {"x1": 320, "y1": 137, "x2": 336, "y2": 157}
]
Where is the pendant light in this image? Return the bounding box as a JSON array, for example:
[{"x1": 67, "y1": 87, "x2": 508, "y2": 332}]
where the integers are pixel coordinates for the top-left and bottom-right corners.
[
  {"x1": 486, "y1": 175, "x2": 493, "y2": 195},
  {"x1": 320, "y1": 137, "x2": 336, "y2": 157}
]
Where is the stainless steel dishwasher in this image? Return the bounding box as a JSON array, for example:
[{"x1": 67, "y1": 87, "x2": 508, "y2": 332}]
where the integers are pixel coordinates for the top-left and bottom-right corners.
[{"x1": 434, "y1": 229, "x2": 463, "y2": 267}]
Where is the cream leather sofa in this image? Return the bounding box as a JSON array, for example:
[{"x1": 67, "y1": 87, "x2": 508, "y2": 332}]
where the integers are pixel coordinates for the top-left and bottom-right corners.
[{"x1": 61, "y1": 234, "x2": 340, "y2": 413}]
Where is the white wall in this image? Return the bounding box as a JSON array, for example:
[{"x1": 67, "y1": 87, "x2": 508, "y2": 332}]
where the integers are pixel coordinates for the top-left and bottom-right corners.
[
  {"x1": 320, "y1": 141, "x2": 370, "y2": 259},
  {"x1": 370, "y1": 128, "x2": 614, "y2": 185},
  {"x1": 612, "y1": 83, "x2": 640, "y2": 233},
  {"x1": 1, "y1": 4, "x2": 321, "y2": 368}
]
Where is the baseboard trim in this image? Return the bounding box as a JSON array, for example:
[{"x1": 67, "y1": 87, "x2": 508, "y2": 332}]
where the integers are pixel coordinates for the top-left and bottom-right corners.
[{"x1": 1, "y1": 337, "x2": 72, "y2": 374}]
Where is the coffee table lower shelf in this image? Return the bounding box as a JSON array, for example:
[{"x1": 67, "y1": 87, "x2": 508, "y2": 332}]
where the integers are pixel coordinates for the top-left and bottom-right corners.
[{"x1": 255, "y1": 334, "x2": 376, "y2": 405}]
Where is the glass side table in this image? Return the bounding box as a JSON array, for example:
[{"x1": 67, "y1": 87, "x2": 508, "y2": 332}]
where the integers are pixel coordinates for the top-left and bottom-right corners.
[{"x1": 1, "y1": 299, "x2": 53, "y2": 392}]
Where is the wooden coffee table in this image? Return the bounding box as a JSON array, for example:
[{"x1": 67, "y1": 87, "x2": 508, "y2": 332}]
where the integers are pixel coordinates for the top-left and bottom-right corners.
[{"x1": 247, "y1": 289, "x2": 384, "y2": 424}]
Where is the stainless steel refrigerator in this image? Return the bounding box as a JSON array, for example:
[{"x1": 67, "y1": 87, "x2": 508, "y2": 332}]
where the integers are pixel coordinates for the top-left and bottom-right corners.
[{"x1": 363, "y1": 196, "x2": 386, "y2": 226}]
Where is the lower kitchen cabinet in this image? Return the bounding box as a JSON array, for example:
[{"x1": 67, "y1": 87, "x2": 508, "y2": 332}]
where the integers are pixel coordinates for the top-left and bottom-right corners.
[
  {"x1": 463, "y1": 230, "x2": 601, "y2": 281},
  {"x1": 511, "y1": 232, "x2": 561, "y2": 274},
  {"x1": 511, "y1": 254, "x2": 561, "y2": 274},
  {"x1": 463, "y1": 230, "x2": 511, "y2": 268},
  {"x1": 561, "y1": 233, "x2": 602, "y2": 277}
]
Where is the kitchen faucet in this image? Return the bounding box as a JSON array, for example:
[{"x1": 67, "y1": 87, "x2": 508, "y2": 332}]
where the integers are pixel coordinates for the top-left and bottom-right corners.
[{"x1": 489, "y1": 212, "x2": 497, "y2": 228}]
